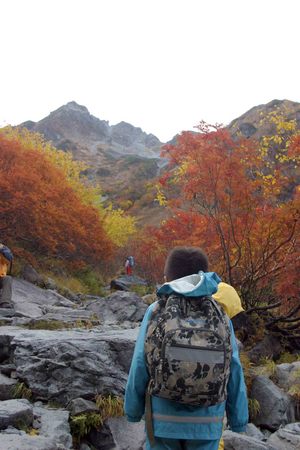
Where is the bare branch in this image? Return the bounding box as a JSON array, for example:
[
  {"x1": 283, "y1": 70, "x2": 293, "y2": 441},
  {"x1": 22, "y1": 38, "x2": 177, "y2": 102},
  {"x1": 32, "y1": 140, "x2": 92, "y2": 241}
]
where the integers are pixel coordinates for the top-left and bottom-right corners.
[{"x1": 246, "y1": 301, "x2": 282, "y2": 314}]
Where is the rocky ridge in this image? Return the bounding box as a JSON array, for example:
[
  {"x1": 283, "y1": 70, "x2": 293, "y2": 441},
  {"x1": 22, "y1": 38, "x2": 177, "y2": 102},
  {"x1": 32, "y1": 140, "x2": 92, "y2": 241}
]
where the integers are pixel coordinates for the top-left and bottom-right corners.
[
  {"x1": 227, "y1": 99, "x2": 300, "y2": 139},
  {"x1": 22, "y1": 101, "x2": 162, "y2": 159},
  {"x1": 0, "y1": 275, "x2": 300, "y2": 449},
  {"x1": 20, "y1": 101, "x2": 166, "y2": 225}
]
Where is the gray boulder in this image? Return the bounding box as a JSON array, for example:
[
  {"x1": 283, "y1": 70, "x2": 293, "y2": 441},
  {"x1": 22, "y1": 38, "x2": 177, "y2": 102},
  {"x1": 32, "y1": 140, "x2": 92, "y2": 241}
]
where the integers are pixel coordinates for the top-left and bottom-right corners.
[
  {"x1": 0, "y1": 434, "x2": 60, "y2": 450},
  {"x1": 223, "y1": 430, "x2": 276, "y2": 449},
  {"x1": 107, "y1": 417, "x2": 146, "y2": 450},
  {"x1": 0, "y1": 363, "x2": 16, "y2": 376},
  {"x1": 21, "y1": 264, "x2": 44, "y2": 286},
  {"x1": 245, "y1": 423, "x2": 267, "y2": 441},
  {"x1": 110, "y1": 275, "x2": 147, "y2": 292},
  {"x1": 267, "y1": 422, "x2": 300, "y2": 450},
  {"x1": 40, "y1": 305, "x2": 99, "y2": 324},
  {"x1": 248, "y1": 335, "x2": 283, "y2": 363},
  {"x1": 68, "y1": 397, "x2": 99, "y2": 416},
  {"x1": 0, "y1": 325, "x2": 138, "y2": 405},
  {"x1": 87, "y1": 417, "x2": 145, "y2": 450},
  {"x1": 251, "y1": 375, "x2": 295, "y2": 430},
  {"x1": 276, "y1": 361, "x2": 300, "y2": 391},
  {"x1": 0, "y1": 402, "x2": 73, "y2": 449},
  {"x1": 0, "y1": 398, "x2": 33, "y2": 430},
  {"x1": 0, "y1": 373, "x2": 17, "y2": 400},
  {"x1": 8, "y1": 278, "x2": 98, "y2": 326},
  {"x1": 86, "y1": 291, "x2": 147, "y2": 323},
  {"x1": 33, "y1": 404, "x2": 72, "y2": 449}
]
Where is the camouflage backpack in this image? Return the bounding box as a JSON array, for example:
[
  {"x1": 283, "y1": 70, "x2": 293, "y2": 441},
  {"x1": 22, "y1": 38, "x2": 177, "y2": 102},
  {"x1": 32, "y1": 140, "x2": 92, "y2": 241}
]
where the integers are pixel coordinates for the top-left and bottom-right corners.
[{"x1": 145, "y1": 293, "x2": 232, "y2": 406}]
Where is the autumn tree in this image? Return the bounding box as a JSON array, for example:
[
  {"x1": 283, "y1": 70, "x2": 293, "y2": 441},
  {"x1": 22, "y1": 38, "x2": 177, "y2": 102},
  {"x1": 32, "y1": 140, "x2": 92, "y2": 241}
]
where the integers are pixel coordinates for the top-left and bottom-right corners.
[
  {"x1": 0, "y1": 133, "x2": 114, "y2": 267},
  {"x1": 136, "y1": 122, "x2": 299, "y2": 317},
  {"x1": 1, "y1": 127, "x2": 136, "y2": 249}
]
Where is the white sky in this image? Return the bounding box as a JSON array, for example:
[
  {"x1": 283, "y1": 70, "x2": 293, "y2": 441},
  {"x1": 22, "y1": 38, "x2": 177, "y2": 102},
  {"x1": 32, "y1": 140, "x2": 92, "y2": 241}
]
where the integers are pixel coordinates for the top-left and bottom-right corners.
[{"x1": 1, "y1": 0, "x2": 299, "y2": 142}]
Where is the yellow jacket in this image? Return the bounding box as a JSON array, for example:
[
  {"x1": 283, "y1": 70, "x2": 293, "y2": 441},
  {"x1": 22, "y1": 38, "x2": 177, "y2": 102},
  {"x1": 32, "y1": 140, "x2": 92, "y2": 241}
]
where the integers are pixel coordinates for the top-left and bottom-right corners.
[
  {"x1": 213, "y1": 282, "x2": 244, "y2": 450},
  {"x1": 213, "y1": 282, "x2": 244, "y2": 319},
  {"x1": 0, "y1": 253, "x2": 10, "y2": 278}
]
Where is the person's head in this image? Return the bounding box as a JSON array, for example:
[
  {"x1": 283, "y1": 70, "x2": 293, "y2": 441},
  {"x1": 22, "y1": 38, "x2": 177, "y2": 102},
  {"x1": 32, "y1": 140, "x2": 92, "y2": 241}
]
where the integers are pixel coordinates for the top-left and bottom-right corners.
[{"x1": 164, "y1": 246, "x2": 209, "y2": 282}]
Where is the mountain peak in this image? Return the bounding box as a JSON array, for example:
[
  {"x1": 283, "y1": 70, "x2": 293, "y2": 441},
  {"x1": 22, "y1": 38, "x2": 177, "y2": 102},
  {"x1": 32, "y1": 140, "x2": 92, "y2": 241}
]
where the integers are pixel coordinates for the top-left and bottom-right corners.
[{"x1": 50, "y1": 101, "x2": 91, "y2": 117}]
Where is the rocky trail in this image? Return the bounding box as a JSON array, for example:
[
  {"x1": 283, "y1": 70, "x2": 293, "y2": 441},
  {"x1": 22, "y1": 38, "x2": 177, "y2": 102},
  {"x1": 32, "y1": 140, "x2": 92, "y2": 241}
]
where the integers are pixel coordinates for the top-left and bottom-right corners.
[{"x1": 0, "y1": 277, "x2": 299, "y2": 449}]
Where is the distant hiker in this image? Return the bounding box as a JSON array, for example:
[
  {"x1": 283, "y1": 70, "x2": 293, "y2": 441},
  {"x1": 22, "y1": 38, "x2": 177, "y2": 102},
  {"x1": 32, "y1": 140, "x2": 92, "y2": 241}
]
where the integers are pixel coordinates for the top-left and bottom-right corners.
[
  {"x1": 125, "y1": 246, "x2": 248, "y2": 450},
  {"x1": 0, "y1": 243, "x2": 13, "y2": 308},
  {"x1": 125, "y1": 256, "x2": 135, "y2": 276}
]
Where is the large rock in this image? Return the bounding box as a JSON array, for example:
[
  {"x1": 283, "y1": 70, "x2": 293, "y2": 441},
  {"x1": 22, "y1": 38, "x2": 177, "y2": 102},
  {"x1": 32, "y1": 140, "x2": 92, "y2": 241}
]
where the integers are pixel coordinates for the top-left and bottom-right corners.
[
  {"x1": 10, "y1": 278, "x2": 76, "y2": 319},
  {"x1": 9, "y1": 278, "x2": 98, "y2": 326},
  {"x1": 110, "y1": 275, "x2": 147, "y2": 292},
  {"x1": 0, "y1": 325, "x2": 138, "y2": 405},
  {"x1": 0, "y1": 402, "x2": 73, "y2": 450},
  {"x1": 40, "y1": 305, "x2": 99, "y2": 324},
  {"x1": 21, "y1": 264, "x2": 44, "y2": 286},
  {"x1": 267, "y1": 422, "x2": 300, "y2": 450},
  {"x1": 245, "y1": 423, "x2": 267, "y2": 441},
  {"x1": 106, "y1": 417, "x2": 145, "y2": 450},
  {"x1": 0, "y1": 373, "x2": 17, "y2": 400},
  {"x1": 86, "y1": 291, "x2": 147, "y2": 323},
  {"x1": 0, "y1": 434, "x2": 61, "y2": 450},
  {"x1": 0, "y1": 398, "x2": 33, "y2": 430},
  {"x1": 67, "y1": 398, "x2": 99, "y2": 416},
  {"x1": 33, "y1": 404, "x2": 72, "y2": 449},
  {"x1": 276, "y1": 361, "x2": 300, "y2": 391},
  {"x1": 250, "y1": 375, "x2": 295, "y2": 430},
  {"x1": 8, "y1": 278, "x2": 145, "y2": 327},
  {"x1": 223, "y1": 430, "x2": 276, "y2": 449},
  {"x1": 248, "y1": 335, "x2": 283, "y2": 363},
  {"x1": 87, "y1": 417, "x2": 145, "y2": 450}
]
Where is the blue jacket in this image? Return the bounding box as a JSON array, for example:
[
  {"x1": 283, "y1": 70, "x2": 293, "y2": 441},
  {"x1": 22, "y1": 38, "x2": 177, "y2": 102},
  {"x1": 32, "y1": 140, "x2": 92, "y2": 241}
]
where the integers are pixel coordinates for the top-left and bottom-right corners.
[{"x1": 124, "y1": 272, "x2": 248, "y2": 440}]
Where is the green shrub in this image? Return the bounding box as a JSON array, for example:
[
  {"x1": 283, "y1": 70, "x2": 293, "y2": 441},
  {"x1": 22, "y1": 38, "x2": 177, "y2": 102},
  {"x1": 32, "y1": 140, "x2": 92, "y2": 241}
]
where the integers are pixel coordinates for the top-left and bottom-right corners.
[
  {"x1": 95, "y1": 394, "x2": 124, "y2": 419},
  {"x1": 12, "y1": 382, "x2": 32, "y2": 400},
  {"x1": 130, "y1": 284, "x2": 154, "y2": 297},
  {"x1": 255, "y1": 357, "x2": 277, "y2": 379},
  {"x1": 277, "y1": 352, "x2": 300, "y2": 364},
  {"x1": 76, "y1": 268, "x2": 106, "y2": 296},
  {"x1": 70, "y1": 412, "x2": 103, "y2": 439},
  {"x1": 70, "y1": 395, "x2": 124, "y2": 440}
]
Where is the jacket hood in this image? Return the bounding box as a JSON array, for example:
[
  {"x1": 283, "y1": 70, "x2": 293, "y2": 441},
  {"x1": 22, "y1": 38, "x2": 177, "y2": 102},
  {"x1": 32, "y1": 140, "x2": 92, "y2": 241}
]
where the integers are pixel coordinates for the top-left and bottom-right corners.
[{"x1": 157, "y1": 271, "x2": 221, "y2": 297}]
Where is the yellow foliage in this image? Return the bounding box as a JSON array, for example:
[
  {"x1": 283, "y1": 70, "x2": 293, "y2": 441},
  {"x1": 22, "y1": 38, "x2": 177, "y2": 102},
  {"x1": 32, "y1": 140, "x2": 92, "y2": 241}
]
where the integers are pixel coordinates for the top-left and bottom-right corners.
[
  {"x1": 28, "y1": 428, "x2": 39, "y2": 436},
  {"x1": 95, "y1": 394, "x2": 124, "y2": 418},
  {"x1": 155, "y1": 184, "x2": 168, "y2": 206},
  {"x1": 103, "y1": 204, "x2": 136, "y2": 247},
  {"x1": 2, "y1": 126, "x2": 137, "y2": 249},
  {"x1": 1, "y1": 126, "x2": 102, "y2": 207},
  {"x1": 174, "y1": 161, "x2": 188, "y2": 178}
]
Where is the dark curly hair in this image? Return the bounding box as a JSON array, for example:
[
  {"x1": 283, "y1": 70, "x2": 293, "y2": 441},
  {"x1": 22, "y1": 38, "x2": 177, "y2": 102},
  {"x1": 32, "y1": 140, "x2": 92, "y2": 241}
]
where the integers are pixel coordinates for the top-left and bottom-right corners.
[{"x1": 164, "y1": 246, "x2": 209, "y2": 281}]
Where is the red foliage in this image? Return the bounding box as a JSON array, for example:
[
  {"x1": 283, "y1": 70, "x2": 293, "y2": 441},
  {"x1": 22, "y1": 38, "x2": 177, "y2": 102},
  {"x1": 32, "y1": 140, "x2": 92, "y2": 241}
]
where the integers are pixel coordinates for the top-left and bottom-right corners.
[{"x1": 136, "y1": 127, "x2": 299, "y2": 309}]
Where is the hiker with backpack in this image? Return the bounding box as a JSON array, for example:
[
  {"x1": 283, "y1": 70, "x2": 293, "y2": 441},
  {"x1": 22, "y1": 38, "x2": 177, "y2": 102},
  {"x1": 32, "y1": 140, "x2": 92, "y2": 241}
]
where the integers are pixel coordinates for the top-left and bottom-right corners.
[
  {"x1": 125, "y1": 246, "x2": 248, "y2": 450},
  {"x1": 0, "y1": 243, "x2": 13, "y2": 308},
  {"x1": 125, "y1": 255, "x2": 135, "y2": 276}
]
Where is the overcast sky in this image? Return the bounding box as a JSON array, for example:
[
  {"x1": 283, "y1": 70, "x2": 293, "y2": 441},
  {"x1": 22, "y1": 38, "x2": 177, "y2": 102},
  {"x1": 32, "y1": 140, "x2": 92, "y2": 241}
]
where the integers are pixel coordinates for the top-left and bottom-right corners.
[{"x1": 1, "y1": 0, "x2": 299, "y2": 142}]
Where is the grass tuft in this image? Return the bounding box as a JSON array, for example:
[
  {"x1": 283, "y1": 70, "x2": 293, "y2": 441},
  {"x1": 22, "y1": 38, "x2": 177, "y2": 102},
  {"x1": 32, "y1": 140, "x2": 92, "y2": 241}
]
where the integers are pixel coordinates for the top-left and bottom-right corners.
[{"x1": 12, "y1": 382, "x2": 32, "y2": 400}]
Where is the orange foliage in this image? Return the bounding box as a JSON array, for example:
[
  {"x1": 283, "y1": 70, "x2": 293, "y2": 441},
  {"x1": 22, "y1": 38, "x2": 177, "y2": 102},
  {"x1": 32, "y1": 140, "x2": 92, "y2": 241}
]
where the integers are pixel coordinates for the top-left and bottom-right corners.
[
  {"x1": 135, "y1": 126, "x2": 299, "y2": 309},
  {"x1": 0, "y1": 134, "x2": 114, "y2": 266}
]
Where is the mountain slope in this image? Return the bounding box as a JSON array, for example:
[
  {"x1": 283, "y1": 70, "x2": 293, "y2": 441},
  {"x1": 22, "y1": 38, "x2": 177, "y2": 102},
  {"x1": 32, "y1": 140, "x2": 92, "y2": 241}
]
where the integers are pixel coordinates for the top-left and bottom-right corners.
[
  {"x1": 19, "y1": 99, "x2": 300, "y2": 226},
  {"x1": 20, "y1": 102, "x2": 165, "y2": 225},
  {"x1": 228, "y1": 99, "x2": 300, "y2": 139}
]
